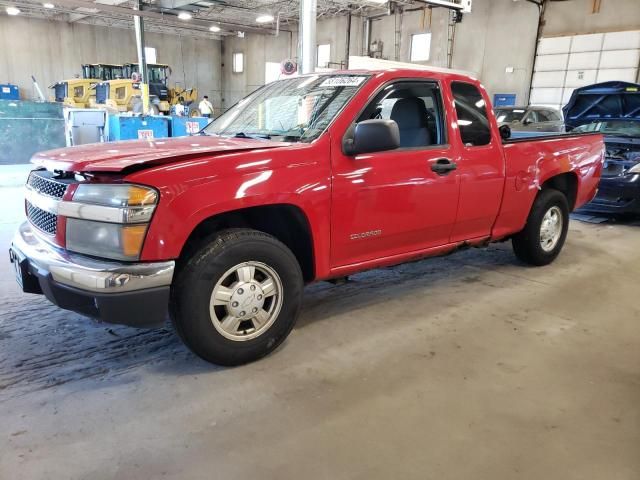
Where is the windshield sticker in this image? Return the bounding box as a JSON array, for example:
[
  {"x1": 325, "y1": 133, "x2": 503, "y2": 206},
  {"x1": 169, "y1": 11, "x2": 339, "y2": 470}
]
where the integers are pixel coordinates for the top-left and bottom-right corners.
[{"x1": 320, "y1": 76, "x2": 367, "y2": 88}]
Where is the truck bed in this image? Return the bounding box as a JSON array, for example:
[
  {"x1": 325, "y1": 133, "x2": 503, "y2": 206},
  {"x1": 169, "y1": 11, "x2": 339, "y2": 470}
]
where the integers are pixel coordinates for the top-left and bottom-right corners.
[{"x1": 492, "y1": 132, "x2": 604, "y2": 239}]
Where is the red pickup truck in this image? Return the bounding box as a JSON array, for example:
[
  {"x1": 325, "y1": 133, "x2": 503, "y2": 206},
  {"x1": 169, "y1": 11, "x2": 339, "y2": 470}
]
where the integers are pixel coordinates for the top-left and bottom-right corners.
[{"x1": 10, "y1": 69, "x2": 604, "y2": 365}]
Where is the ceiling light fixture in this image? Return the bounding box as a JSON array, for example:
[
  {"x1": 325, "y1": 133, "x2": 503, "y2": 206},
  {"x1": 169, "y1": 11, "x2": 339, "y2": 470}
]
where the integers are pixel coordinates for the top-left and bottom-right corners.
[
  {"x1": 43, "y1": 3, "x2": 55, "y2": 8},
  {"x1": 209, "y1": 25, "x2": 221, "y2": 32},
  {"x1": 177, "y1": 11, "x2": 192, "y2": 20},
  {"x1": 255, "y1": 14, "x2": 274, "y2": 23},
  {"x1": 6, "y1": 6, "x2": 21, "y2": 14}
]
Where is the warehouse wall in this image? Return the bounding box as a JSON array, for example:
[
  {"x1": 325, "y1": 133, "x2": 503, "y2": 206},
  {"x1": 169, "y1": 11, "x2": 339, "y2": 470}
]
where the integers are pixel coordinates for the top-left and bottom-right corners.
[
  {"x1": 543, "y1": 0, "x2": 640, "y2": 37},
  {"x1": 221, "y1": 30, "x2": 296, "y2": 109},
  {"x1": 220, "y1": 16, "x2": 366, "y2": 110},
  {"x1": 2, "y1": 0, "x2": 638, "y2": 114},
  {"x1": 218, "y1": 1, "x2": 537, "y2": 109},
  {"x1": 453, "y1": 0, "x2": 539, "y2": 105},
  {"x1": 0, "y1": 16, "x2": 223, "y2": 110},
  {"x1": 219, "y1": 0, "x2": 640, "y2": 110},
  {"x1": 367, "y1": 7, "x2": 451, "y2": 67}
]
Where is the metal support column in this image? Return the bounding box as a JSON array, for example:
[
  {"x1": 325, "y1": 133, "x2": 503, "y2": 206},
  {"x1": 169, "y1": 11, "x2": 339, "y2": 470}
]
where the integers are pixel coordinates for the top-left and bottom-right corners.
[
  {"x1": 344, "y1": 12, "x2": 351, "y2": 69},
  {"x1": 299, "y1": 0, "x2": 317, "y2": 74},
  {"x1": 363, "y1": 18, "x2": 371, "y2": 56},
  {"x1": 134, "y1": 0, "x2": 150, "y2": 113}
]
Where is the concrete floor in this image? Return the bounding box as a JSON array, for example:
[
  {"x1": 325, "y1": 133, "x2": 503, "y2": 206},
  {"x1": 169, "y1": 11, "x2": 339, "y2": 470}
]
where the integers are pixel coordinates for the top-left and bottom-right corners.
[{"x1": 1, "y1": 183, "x2": 639, "y2": 480}]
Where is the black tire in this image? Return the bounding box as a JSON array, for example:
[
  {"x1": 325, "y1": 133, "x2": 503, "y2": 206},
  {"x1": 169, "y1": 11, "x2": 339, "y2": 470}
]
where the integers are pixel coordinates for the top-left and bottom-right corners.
[
  {"x1": 170, "y1": 229, "x2": 304, "y2": 366},
  {"x1": 512, "y1": 188, "x2": 570, "y2": 266}
]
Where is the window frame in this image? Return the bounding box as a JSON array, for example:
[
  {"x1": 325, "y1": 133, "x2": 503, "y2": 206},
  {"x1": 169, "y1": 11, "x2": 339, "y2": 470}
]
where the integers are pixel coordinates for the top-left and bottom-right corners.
[
  {"x1": 537, "y1": 109, "x2": 557, "y2": 122},
  {"x1": 410, "y1": 32, "x2": 432, "y2": 62},
  {"x1": 232, "y1": 52, "x2": 244, "y2": 73},
  {"x1": 524, "y1": 110, "x2": 538, "y2": 124},
  {"x1": 450, "y1": 81, "x2": 493, "y2": 148},
  {"x1": 345, "y1": 78, "x2": 449, "y2": 153},
  {"x1": 144, "y1": 47, "x2": 157, "y2": 64},
  {"x1": 316, "y1": 43, "x2": 331, "y2": 68}
]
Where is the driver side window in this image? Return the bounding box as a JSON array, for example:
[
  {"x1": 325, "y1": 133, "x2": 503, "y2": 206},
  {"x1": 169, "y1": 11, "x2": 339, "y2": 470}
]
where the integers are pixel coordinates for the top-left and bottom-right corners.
[
  {"x1": 525, "y1": 110, "x2": 539, "y2": 123},
  {"x1": 357, "y1": 81, "x2": 445, "y2": 148}
]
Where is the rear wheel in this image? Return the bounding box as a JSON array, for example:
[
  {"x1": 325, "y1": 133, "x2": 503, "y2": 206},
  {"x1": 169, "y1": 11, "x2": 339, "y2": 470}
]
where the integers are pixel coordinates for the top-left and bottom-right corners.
[
  {"x1": 512, "y1": 189, "x2": 569, "y2": 266},
  {"x1": 170, "y1": 229, "x2": 304, "y2": 366}
]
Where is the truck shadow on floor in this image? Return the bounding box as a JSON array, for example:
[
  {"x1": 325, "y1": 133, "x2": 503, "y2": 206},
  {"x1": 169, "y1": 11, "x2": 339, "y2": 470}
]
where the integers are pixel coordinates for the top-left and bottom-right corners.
[{"x1": 0, "y1": 235, "x2": 603, "y2": 400}]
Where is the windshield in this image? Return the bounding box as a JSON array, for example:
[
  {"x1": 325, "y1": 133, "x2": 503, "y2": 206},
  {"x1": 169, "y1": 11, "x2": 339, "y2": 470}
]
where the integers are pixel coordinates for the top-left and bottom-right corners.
[
  {"x1": 573, "y1": 120, "x2": 640, "y2": 137},
  {"x1": 148, "y1": 66, "x2": 167, "y2": 84},
  {"x1": 83, "y1": 65, "x2": 123, "y2": 81},
  {"x1": 495, "y1": 108, "x2": 527, "y2": 123},
  {"x1": 204, "y1": 74, "x2": 370, "y2": 142}
]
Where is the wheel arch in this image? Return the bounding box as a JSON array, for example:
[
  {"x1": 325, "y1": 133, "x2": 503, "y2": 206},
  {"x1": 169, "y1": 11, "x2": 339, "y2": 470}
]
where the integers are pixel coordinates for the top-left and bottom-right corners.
[
  {"x1": 178, "y1": 203, "x2": 316, "y2": 282},
  {"x1": 540, "y1": 171, "x2": 579, "y2": 211}
]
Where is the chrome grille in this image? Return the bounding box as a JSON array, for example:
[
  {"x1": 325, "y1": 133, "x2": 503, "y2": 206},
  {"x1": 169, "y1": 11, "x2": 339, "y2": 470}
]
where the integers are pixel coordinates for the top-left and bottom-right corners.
[
  {"x1": 26, "y1": 200, "x2": 57, "y2": 235},
  {"x1": 27, "y1": 171, "x2": 68, "y2": 199}
]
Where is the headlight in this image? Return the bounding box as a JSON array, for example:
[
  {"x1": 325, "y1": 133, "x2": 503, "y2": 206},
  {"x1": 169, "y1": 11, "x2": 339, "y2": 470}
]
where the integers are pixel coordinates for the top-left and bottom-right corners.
[
  {"x1": 627, "y1": 163, "x2": 640, "y2": 175},
  {"x1": 66, "y1": 219, "x2": 148, "y2": 261},
  {"x1": 60, "y1": 184, "x2": 158, "y2": 261}
]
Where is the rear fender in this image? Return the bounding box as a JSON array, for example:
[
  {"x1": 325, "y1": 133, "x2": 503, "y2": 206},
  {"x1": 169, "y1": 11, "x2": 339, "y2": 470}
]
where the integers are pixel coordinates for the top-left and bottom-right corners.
[{"x1": 492, "y1": 135, "x2": 604, "y2": 238}]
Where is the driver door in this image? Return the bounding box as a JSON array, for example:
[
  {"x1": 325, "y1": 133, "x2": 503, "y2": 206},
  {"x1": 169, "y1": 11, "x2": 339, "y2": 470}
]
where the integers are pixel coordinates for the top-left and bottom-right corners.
[{"x1": 330, "y1": 80, "x2": 460, "y2": 267}]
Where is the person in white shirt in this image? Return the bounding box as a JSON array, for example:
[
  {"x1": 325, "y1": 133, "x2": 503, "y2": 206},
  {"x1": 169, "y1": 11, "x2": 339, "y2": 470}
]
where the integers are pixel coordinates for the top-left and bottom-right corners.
[
  {"x1": 199, "y1": 95, "x2": 214, "y2": 118},
  {"x1": 173, "y1": 97, "x2": 186, "y2": 117}
]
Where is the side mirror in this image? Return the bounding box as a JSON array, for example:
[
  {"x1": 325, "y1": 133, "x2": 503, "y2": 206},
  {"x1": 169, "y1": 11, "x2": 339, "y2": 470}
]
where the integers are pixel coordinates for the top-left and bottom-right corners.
[
  {"x1": 523, "y1": 117, "x2": 533, "y2": 125},
  {"x1": 343, "y1": 119, "x2": 400, "y2": 156},
  {"x1": 499, "y1": 124, "x2": 511, "y2": 140}
]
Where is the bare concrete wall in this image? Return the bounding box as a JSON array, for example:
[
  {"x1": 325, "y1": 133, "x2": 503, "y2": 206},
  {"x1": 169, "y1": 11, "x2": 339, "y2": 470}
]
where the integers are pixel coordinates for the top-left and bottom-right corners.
[
  {"x1": 453, "y1": 0, "x2": 539, "y2": 105},
  {"x1": 316, "y1": 15, "x2": 364, "y2": 67},
  {"x1": 219, "y1": 16, "x2": 365, "y2": 110},
  {"x1": 219, "y1": 0, "x2": 640, "y2": 109},
  {"x1": 2, "y1": 0, "x2": 639, "y2": 114},
  {"x1": 0, "y1": 16, "x2": 222, "y2": 109},
  {"x1": 221, "y1": 30, "x2": 296, "y2": 109},
  {"x1": 543, "y1": 0, "x2": 640, "y2": 37},
  {"x1": 368, "y1": 8, "x2": 451, "y2": 67}
]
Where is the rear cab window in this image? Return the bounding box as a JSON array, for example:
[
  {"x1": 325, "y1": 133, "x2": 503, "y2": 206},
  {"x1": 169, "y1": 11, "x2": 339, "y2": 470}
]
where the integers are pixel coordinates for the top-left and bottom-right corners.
[{"x1": 451, "y1": 81, "x2": 492, "y2": 147}]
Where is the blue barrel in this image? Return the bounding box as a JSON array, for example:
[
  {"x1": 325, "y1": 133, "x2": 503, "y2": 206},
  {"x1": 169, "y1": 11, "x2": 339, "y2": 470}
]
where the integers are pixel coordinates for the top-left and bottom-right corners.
[
  {"x1": 107, "y1": 115, "x2": 169, "y2": 141},
  {"x1": 0, "y1": 84, "x2": 20, "y2": 100},
  {"x1": 169, "y1": 116, "x2": 211, "y2": 137}
]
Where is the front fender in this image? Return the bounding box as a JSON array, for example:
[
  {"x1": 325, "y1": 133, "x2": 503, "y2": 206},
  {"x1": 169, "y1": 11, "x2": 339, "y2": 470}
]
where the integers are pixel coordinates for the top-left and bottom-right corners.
[{"x1": 124, "y1": 135, "x2": 334, "y2": 277}]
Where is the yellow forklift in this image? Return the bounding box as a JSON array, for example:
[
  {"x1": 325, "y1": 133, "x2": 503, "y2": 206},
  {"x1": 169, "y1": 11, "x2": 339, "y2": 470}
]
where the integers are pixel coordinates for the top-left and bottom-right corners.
[
  {"x1": 94, "y1": 63, "x2": 200, "y2": 115},
  {"x1": 50, "y1": 64, "x2": 123, "y2": 108}
]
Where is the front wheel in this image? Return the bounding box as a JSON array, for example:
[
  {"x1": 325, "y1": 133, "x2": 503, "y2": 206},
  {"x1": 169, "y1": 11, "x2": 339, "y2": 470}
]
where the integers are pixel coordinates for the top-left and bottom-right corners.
[
  {"x1": 170, "y1": 229, "x2": 304, "y2": 366},
  {"x1": 512, "y1": 188, "x2": 570, "y2": 266}
]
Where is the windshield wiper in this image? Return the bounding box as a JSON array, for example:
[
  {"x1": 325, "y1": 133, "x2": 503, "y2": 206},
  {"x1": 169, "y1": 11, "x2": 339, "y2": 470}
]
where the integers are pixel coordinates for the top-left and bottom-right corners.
[{"x1": 232, "y1": 132, "x2": 272, "y2": 140}]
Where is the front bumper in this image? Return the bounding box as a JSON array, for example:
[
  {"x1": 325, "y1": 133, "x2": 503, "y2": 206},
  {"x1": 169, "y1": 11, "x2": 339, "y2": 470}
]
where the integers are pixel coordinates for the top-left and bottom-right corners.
[
  {"x1": 580, "y1": 174, "x2": 640, "y2": 215},
  {"x1": 9, "y1": 221, "x2": 175, "y2": 327}
]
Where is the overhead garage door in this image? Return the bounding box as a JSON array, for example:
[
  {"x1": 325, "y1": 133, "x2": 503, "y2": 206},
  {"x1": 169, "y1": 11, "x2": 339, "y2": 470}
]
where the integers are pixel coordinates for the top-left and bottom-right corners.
[{"x1": 530, "y1": 30, "x2": 640, "y2": 110}]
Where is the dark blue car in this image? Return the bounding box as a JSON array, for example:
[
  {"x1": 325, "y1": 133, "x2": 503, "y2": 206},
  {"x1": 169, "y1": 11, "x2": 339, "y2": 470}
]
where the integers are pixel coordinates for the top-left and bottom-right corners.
[{"x1": 564, "y1": 81, "x2": 640, "y2": 215}]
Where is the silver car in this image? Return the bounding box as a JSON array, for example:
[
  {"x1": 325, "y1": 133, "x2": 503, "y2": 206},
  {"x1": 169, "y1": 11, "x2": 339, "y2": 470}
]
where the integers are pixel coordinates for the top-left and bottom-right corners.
[{"x1": 495, "y1": 106, "x2": 564, "y2": 133}]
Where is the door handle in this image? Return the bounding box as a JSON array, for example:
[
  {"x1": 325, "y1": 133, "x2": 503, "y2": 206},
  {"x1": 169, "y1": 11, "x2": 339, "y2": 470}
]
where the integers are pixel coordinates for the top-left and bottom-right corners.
[{"x1": 430, "y1": 158, "x2": 457, "y2": 175}]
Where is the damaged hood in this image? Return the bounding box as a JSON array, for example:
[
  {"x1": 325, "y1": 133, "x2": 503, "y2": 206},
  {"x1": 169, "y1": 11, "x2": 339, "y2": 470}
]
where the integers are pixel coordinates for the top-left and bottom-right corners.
[
  {"x1": 31, "y1": 135, "x2": 291, "y2": 173},
  {"x1": 563, "y1": 81, "x2": 640, "y2": 130}
]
